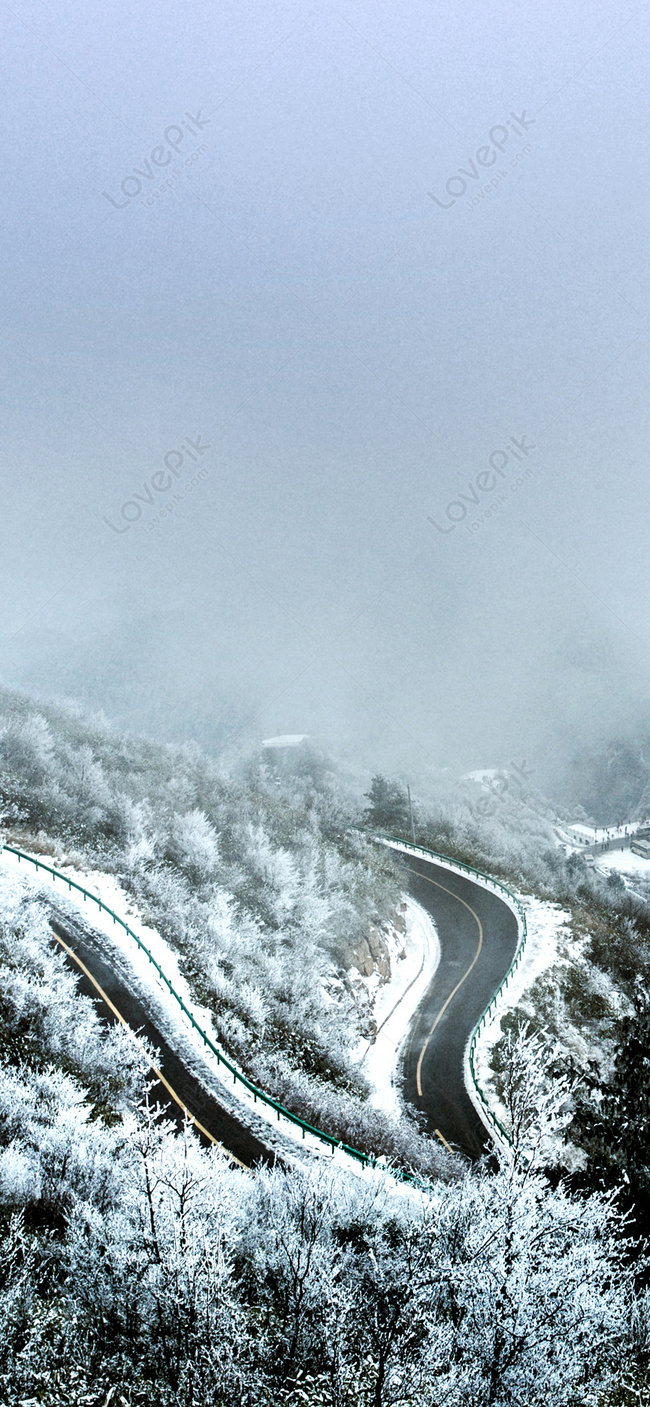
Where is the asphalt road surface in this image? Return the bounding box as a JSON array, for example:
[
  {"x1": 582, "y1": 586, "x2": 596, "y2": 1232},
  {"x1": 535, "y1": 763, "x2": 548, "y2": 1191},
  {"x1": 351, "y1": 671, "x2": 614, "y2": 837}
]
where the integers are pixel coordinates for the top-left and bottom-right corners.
[
  {"x1": 45, "y1": 852, "x2": 517, "y2": 1172},
  {"x1": 400, "y1": 854, "x2": 519, "y2": 1159},
  {"x1": 48, "y1": 908, "x2": 275, "y2": 1170}
]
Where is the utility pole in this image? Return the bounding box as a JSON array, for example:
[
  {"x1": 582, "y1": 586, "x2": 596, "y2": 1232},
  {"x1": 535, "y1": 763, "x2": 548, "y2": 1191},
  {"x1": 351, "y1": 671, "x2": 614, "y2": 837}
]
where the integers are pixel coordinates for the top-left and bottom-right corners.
[{"x1": 407, "y1": 784, "x2": 416, "y2": 844}]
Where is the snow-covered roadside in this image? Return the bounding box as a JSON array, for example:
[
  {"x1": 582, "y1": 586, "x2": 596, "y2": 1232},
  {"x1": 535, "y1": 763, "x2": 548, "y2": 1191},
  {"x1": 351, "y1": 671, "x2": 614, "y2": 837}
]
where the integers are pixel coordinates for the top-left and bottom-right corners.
[
  {"x1": 0, "y1": 846, "x2": 380, "y2": 1178},
  {"x1": 596, "y1": 849, "x2": 650, "y2": 877},
  {"x1": 471, "y1": 894, "x2": 571, "y2": 1132},
  {"x1": 374, "y1": 839, "x2": 571, "y2": 1143},
  {"x1": 353, "y1": 898, "x2": 439, "y2": 1117}
]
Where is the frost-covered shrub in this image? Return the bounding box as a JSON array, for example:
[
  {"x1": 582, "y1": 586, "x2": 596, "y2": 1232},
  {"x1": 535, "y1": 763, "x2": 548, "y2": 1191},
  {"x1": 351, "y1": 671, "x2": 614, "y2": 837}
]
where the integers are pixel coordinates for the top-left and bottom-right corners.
[
  {"x1": 0, "y1": 874, "x2": 147, "y2": 1226},
  {"x1": 0, "y1": 687, "x2": 405, "y2": 1149},
  {"x1": 0, "y1": 905, "x2": 640, "y2": 1407}
]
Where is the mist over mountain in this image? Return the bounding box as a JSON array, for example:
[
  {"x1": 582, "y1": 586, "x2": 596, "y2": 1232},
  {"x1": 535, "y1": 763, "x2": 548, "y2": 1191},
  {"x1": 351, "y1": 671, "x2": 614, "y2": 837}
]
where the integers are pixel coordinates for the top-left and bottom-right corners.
[
  {"x1": 3, "y1": 4, "x2": 650, "y2": 1398},
  {"x1": 2, "y1": 1, "x2": 650, "y2": 781}
]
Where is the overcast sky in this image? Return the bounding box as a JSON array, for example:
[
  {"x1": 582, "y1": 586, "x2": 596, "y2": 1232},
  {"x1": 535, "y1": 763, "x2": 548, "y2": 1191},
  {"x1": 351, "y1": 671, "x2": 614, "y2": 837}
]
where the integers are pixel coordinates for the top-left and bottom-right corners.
[{"x1": 2, "y1": 0, "x2": 650, "y2": 784}]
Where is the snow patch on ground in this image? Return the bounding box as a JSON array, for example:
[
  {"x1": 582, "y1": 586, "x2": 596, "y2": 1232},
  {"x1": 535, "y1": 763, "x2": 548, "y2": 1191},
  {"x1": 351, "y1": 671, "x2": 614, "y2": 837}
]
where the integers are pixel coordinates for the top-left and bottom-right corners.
[
  {"x1": 554, "y1": 821, "x2": 644, "y2": 855},
  {"x1": 352, "y1": 898, "x2": 440, "y2": 1117},
  {"x1": 471, "y1": 893, "x2": 571, "y2": 1132},
  {"x1": 597, "y1": 849, "x2": 650, "y2": 877}
]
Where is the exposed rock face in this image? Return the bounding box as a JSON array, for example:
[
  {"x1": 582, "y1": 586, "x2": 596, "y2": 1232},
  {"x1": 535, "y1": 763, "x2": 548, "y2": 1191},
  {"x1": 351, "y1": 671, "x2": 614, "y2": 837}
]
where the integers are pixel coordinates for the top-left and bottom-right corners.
[
  {"x1": 350, "y1": 918, "x2": 400, "y2": 980},
  {"x1": 340, "y1": 902, "x2": 408, "y2": 987},
  {"x1": 352, "y1": 933, "x2": 380, "y2": 978},
  {"x1": 394, "y1": 902, "x2": 407, "y2": 936},
  {"x1": 342, "y1": 904, "x2": 409, "y2": 1038}
]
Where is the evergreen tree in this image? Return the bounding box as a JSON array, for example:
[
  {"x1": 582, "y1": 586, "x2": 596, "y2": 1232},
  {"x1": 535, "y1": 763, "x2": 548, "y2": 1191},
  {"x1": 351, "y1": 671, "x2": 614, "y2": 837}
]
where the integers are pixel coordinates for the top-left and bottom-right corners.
[{"x1": 364, "y1": 775, "x2": 410, "y2": 833}]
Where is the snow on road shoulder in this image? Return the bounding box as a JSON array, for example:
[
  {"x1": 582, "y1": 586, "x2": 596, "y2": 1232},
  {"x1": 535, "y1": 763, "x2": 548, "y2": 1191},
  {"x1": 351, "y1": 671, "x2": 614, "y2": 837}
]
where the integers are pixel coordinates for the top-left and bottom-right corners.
[
  {"x1": 0, "y1": 846, "x2": 366, "y2": 1172},
  {"x1": 0, "y1": 845, "x2": 435, "y2": 1181},
  {"x1": 354, "y1": 897, "x2": 440, "y2": 1118},
  {"x1": 471, "y1": 893, "x2": 570, "y2": 1130}
]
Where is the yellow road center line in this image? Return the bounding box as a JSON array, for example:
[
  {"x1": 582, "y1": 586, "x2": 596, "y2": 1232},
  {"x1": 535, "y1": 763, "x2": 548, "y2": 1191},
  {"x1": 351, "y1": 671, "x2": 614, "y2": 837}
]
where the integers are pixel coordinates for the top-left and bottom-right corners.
[
  {"x1": 50, "y1": 925, "x2": 248, "y2": 1171},
  {"x1": 434, "y1": 1127, "x2": 454, "y2": 1153},
  {"x1": 409, "y1": 870, "x2": 483, "y2": 1098}
]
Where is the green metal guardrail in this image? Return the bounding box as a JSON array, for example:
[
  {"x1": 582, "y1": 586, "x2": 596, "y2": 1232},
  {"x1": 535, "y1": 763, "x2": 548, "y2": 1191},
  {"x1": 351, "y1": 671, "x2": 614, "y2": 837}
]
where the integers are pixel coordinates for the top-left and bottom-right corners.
[
  {"x1": 5, "y1": 837, "x2": 526, "y2": 1160},
  {"x1": 379, "y1": 836, "x2": 528, "y2": 1147},
  {"x1": 2, "y1": 844, "x2": 376, "y2": 1168}
]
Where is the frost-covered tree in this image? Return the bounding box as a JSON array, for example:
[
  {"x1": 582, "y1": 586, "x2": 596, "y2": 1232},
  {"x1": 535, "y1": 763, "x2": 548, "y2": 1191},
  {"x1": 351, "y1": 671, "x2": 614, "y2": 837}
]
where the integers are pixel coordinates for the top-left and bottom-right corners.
[
  {"x1": 170, "y1": 807, "x2": 220, "y2": 879},
  {"x1": 431, "y1": 1027, "x2": 634, "y2": 1407},
  {"x1": 364, "y1": 776, "x2": 410, "y2": 833},
  {"x1": 0, "y1": 687, "x2": 414, "y2": 1160},
  {"x1": 0, "y1": 907, "x2": 641, "y2": 1407}
]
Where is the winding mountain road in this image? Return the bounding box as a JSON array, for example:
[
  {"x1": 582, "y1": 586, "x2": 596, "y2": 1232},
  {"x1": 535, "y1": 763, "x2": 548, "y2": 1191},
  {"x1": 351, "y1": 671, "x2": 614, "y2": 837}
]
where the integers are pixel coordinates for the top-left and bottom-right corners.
[
  {"x1": 10, "y1": 843, "x2": 519, "y2": 1170},
  {"x1": 47, "y1": 908, "x2": 275, "y2": 1170},
  {"x1": 398, "y1": 853, "x2": 519, "y2": 1158}
]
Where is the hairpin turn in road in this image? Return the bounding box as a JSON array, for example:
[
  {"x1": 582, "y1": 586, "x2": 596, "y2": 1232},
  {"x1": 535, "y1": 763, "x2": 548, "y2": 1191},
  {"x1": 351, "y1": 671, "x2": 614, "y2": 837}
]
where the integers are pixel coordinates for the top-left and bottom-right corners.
[{"x1": 399, "y1": 854, "x2": 519, "y2": 1159}]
